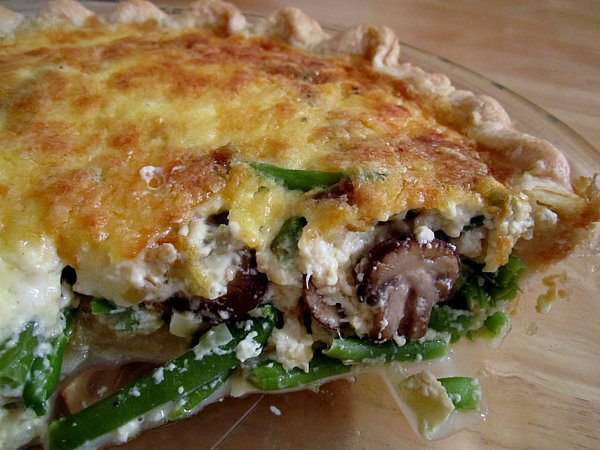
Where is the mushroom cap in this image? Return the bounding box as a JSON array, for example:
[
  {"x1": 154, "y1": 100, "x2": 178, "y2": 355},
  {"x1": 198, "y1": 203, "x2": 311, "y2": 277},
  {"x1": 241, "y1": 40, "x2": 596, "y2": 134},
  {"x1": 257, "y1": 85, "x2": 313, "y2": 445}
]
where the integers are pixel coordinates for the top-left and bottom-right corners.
[{"x1": 357, "y1": 238, "x2": 460, "y2": 340}]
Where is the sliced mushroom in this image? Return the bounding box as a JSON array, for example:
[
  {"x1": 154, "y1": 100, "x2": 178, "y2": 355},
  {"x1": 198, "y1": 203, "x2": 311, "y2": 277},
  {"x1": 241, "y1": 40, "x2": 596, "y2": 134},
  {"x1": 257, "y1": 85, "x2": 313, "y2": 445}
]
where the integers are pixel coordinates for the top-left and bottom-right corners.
[
  {"x1": 357, "y1": 238, "x2": 460, "y2": 341},
  {"x1": 171, "y1": 249, "x2": 267, "y2": 323},
  {"x1": 311, "y1": 178, "x2": 355, "y2": 204},
  {"x1": 303, "y1": 278, "x2": 345, "y2": 330}
]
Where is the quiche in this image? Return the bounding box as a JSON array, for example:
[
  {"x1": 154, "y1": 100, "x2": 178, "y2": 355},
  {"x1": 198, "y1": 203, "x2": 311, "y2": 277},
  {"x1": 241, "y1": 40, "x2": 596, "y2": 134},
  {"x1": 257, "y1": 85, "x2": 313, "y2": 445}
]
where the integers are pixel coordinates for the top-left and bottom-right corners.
[{"x1": 0, "y1": 0, "x2": 597, "y2": 448}]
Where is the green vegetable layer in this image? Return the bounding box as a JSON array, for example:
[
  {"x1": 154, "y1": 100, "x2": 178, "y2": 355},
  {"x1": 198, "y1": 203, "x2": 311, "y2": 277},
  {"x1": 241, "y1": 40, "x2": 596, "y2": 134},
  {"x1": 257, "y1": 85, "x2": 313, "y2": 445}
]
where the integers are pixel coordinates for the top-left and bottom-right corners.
[
  {"x1": 247, "y1": 352, "x2": 351, "y2": 391},
  {"x1": 429, "y1": 255, "x2": 524, "y2": 342},
  {"x1": 48, "y1": 306, "x2": 277, "y2": 450}
]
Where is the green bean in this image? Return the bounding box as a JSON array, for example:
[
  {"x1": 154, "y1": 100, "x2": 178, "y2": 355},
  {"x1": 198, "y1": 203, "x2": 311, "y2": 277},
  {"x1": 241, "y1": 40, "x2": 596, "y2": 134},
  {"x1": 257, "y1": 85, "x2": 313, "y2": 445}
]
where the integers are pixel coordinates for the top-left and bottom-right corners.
[
  {"x1": 90, "y1": 298, "x2": 162, "y2": 333},
  {"x1": 270, "y1": 216, "x2": 307, "y2": 263},
  {"x1": 429, "y1": 256, "x2": 523, "y2": 344},
  {"x1": 0, "y1": 322, "x2": 37, "y2": 392},
  {"x1": 48, "y1": 306, "x2": 277, "y2": 450},
  {"x1": 323, "y1": 338, "x2": 448, "y2": 364},
  {"x1": 438, "y1": 377, "x2": 481, "y2": 410},
  {"x1": 90, "y1": 297, "x2": 119, "y2": 315},
  {"x1": 458, "y1": 255, "x2": 525, "y2": 312},
  {"x1": 490, "y1": 255, "x2": 525, "y2": 302},
  {"x1": 461, "y1": 276, "x2": 492, "y2": 312},
  {"x1": 483, "y1": 311, "x2": 510, "y2": 336},
  {"x1": 168, "y1": 370, "x2": 232, "y2": 420},
  {"x1": 90, "y1": 298, "x2": 139, "y2": 330},
  {"x1": 251, "y1": 162, "x2": 345, "y2": 192},
  {"x1": 247, "y1": 352, "x2": 351, "y2": 391},
  {"x1": 428, "y1": 305, "x2": 475, "y2": 343},
  {"x1": 467, "y1": 311, "x2": 511, "y2": 341},
  {"x1": 23, "y1": 309, "x2": 74, "y2": 416}
]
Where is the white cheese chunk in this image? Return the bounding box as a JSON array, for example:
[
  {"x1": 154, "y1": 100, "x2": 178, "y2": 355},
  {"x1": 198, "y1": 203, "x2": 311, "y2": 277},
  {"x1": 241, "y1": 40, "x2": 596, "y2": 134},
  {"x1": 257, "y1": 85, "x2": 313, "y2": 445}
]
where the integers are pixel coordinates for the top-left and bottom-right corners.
[
  {"x1": 298, "y1": 230, "x2": 372, "y2": 287},
  {"x1": 414, "y1": 225, "x2": 435, "y2": 244},
  {"x1": 0, "y1": 237, "x2": 64, "y2": 343},
  {"x1": 270, "y1": 315, "x2": 314, "y2": 372},
  {"x1": 235, "y1": 331, "x2": 262, "y2": 362}
]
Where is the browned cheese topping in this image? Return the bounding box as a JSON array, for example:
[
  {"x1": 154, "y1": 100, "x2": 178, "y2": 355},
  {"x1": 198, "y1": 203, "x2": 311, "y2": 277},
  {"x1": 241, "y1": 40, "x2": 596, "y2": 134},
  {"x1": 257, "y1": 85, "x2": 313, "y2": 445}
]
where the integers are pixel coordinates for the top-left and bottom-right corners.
[{"x1": 0, "y1": 21, "x2": 510, "y2": 270}]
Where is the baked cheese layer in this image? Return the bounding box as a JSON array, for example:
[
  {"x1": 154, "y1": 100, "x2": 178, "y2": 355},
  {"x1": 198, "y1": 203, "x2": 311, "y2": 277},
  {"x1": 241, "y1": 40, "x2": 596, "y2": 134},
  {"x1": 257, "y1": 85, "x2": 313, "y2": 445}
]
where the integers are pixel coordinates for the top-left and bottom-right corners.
[
  {"x1": 1, "y1": 24, "x2": 511, "y2": 254},
  {"x1": 0, "y1": 20, "x2": 562, "y2": 339}
]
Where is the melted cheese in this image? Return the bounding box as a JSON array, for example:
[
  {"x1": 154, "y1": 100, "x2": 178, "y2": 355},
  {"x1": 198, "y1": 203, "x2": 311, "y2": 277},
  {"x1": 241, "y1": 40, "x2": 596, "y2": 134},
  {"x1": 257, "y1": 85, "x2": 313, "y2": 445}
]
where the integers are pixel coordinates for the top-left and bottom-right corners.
[{"x1": 0, "y1": 23, "x2": 515, "y2": 272}]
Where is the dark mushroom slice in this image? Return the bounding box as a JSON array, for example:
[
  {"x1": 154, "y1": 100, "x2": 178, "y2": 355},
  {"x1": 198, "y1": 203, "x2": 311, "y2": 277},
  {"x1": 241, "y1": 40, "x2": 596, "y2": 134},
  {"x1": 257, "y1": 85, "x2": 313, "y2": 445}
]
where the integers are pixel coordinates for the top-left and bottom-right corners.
[
  {"x1": 311, "y1": 178, "x2": 355, "y2": 204},
  {"x1": 303, "y1": 278, "x2": 345, "y2": 330},
  {"x1": 357, "y1": 238, "x2": 460, "y2": 341},
  {"x1": 171, "y1": 249, "x2": 267, "y2": 323}
]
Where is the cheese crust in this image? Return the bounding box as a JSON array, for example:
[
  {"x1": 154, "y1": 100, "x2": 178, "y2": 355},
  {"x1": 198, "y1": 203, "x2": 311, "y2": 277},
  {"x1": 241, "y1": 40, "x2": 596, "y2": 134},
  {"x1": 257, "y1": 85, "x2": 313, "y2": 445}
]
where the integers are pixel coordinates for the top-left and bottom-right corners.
[
  {"x1": 0, "y1": 1, "x2": 598, "y2": 448},
  {"x1": 0, "y1": 1, "x2": 592, "y2": 282}
]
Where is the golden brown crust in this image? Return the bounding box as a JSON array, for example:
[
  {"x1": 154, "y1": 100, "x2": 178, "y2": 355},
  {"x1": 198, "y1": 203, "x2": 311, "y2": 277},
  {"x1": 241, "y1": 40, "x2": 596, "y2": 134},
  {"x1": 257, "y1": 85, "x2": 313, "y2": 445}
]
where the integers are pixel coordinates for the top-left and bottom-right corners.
[
  {"x1": 32, "y1": 0, "x2": 95, "y2": 28},
  {"x1": 0, "y1": 6, "x2": 23, "y2": 35},
  {"x1": 107, "y1": 0, "x2": 166, "y2": 24},
  {"x1": 320, "y1": 25, "x2": 401, "y2": 68},
  {"x1": 256, "y1": 7, "x2": 330, "y2": 48},
  {"x1": 1, "y1": 0, "x2": 596, "y2": 274},
  {"x1": 173, "y1": 0, "x2": 247, "y2": 33}
]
